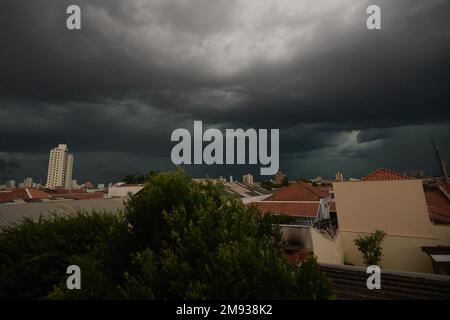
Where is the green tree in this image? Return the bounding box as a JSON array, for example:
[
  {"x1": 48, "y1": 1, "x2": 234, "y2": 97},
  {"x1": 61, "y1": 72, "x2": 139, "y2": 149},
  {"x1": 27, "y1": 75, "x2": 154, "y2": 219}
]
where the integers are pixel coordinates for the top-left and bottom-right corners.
[
  {"x1": 296, "y1": 256, "x2": 333, "y2": 300},
  {"x1": 354, "y1": 230, "x2": 386, "y2": 266},
  {"x1": 123, "y1": 171, "x2": 159, "y2": 184}
]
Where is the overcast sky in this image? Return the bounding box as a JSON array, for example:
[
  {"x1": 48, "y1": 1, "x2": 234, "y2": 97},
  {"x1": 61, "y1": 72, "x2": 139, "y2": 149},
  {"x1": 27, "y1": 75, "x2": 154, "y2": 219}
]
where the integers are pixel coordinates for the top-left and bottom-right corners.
[{"x1": 1, "y1": 0, "x2": 449, "y2": 184}]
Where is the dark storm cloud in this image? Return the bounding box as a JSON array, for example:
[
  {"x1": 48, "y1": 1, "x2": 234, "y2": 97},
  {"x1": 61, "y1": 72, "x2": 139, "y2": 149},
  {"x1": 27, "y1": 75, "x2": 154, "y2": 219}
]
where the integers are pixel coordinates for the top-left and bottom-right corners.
[
  {"x1": 0, "y1": 158, "x2": 20, "y2": 173},
  {"x1": 0, "y1": 158, "x2": 21, "y2": 182},
  {"x1": 0, "y1": 0, "x2": 449, "y2": 182}
]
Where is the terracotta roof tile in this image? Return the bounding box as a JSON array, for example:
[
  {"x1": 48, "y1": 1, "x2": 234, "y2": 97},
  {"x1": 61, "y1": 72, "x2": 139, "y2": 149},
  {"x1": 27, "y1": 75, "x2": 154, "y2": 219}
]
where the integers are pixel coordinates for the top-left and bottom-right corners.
[
  {"x1": 252, "y1": 201, "x2": 319, "y2": 217},
  {"x1": 429, "y1": 207, "x2": 450, "y2": 224},
  {"x1": 0, "y1": 188, "x2": 49, "y2": 203},
  {"x1": 425, "y1": 190, "x2": 450, "y2": 207},
  {"x1": 265, "y1": 182, "x2": 328, "y2": 201},
  {"x1": 362, "y1": 168, "x2": 411, "y2": 181},
  {"x1": 424, "y1": 184, "x2": 450, "y2": 224}
]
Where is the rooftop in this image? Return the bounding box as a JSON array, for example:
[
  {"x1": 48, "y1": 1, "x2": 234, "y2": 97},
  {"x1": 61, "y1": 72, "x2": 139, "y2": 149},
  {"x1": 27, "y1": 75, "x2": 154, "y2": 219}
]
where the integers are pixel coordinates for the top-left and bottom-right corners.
[
  {"x1": 0, "y1": 198, "x2": 124, "y2": 229},
  {"x1": 251, "y1": 201, "x2": 319, "y2": 217},
  {"x1": 223, "y1": 182, "x2": 271, "y2": 199},
  {"x1": 0, "y1": 188, "x2": 50, "y2": 204},
  {"x1": 362, "y1": 168, "x2": 411, "y2": 181},
  {"x1": 424, "y1": 184, "x2": 450, "y2": 224},
  {"x1": 265, "y1": 181, "x2": 328, "y2": 201}
]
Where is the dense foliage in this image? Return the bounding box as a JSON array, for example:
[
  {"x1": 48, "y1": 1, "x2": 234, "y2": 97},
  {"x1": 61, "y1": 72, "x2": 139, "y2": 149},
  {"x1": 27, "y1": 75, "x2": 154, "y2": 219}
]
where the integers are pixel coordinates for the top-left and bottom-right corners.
[
  {"x1": 0, "y1": 170, "x2": 332, "y2": 300},
  {"x1": 0, "y1": 212, "x2": 127, "y2": 299},
  {"x1": 354, "y1": 230, "x2": 386, "y2": 266},
  {"x1": 260, "y1": 177, "x2": 289, "y2": 191},
  {"x1": 122, "y1": 171, "x2": 158, "y2": 184}
]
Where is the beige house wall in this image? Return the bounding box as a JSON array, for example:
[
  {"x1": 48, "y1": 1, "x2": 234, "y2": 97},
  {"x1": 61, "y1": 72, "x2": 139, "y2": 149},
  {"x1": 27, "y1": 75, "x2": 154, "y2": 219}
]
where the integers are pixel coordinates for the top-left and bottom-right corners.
[
  {"x1": 333, "y1": 180, "x2": 435, "y2": 238},
  {"x1": 340, "y1": 231, "x2": 439, "y2": 273},
  {"x1": 311, "y1": 228, "x2": 344, "y2": 265}
]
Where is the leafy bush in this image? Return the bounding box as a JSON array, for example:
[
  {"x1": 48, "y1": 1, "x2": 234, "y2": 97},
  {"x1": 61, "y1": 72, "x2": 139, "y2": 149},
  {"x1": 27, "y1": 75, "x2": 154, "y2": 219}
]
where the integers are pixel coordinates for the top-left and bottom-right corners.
[
  {"x1": 0, "y1": 212, "x2": 124, "y2": 299},
  {"x1": 354, "y1": 230, "x2": 386, "y2": 266},
  {"x1": 296, "y1": 256, "x2": 333, "y2": 300}
]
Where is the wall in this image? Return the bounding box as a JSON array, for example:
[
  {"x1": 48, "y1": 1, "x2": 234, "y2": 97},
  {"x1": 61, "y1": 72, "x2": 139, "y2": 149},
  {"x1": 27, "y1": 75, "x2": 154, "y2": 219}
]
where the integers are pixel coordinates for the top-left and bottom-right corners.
[
  {"x1": 311, "y1": 228, "x2": 344, "y2": 265},
  {"x1": 340, "y1": 226, "x2": 450, "y2": 274},
  {"x1": 333, "y1": 180, "x2": 435, "y2": 238}
]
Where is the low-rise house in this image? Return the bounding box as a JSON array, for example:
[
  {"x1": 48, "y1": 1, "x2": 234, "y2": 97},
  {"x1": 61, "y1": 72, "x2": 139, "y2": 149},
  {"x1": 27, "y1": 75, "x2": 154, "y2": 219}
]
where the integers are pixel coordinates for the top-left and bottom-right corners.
[
  {"x1": 252, "y1": 182, "x2": 343, "y2": 265},
  {"x1": 333, "y1": 168, "x2": 450, "y2": 273}
]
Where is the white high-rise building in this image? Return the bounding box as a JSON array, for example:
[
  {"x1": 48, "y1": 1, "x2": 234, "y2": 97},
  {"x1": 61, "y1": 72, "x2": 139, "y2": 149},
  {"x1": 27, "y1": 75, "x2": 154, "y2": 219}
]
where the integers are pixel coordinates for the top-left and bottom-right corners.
[
  {"x1": 23, "y1": 177, "x2": 33, "y2": 188},
  {"x1": 46, "y1": 144, "x2": 74, "y2": 190},
  {"x1": 243, "y1": 173, "x2": 254, "y2": 185}
]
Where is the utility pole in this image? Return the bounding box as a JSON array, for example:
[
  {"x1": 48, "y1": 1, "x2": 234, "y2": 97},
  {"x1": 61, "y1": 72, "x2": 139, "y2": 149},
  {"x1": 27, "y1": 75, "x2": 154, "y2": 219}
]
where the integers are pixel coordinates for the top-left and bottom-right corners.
[{"x1": 431, "y1": 138, "x2": 448, "y2": 185}]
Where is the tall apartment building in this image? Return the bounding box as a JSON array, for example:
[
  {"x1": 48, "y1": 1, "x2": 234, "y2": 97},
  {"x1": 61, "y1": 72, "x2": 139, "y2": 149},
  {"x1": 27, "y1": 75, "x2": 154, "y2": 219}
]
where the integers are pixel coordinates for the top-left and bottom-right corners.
[
  {"x1": 335, "y1": 171, "x2": 344, "y2": 182},
  {"x1": 5, "y1": 180, "x2": 15, "y2": 188},
  {"x1": 243, "y1": 173, "x2": 254, "y2": 185},
  {"x1": 46, "y1": 144, "x2": 74, "y2": 190},
  {"x1": 23, "y1": 177, "x2": 33, "y2": 188}
]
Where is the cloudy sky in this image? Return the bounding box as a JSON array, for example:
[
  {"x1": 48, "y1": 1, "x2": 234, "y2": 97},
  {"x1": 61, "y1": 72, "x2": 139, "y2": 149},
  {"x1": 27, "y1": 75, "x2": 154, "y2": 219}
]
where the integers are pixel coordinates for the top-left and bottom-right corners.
[{"x1": 1, "y1": 0, "x2": 449, "y2": 184}]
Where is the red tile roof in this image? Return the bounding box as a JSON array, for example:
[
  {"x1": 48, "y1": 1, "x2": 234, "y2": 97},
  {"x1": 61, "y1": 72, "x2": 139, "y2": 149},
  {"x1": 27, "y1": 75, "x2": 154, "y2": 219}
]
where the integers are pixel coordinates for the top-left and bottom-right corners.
[
  {"x1": 0, "y1": 188, "x2": 49, "y2": 203},
  {"x1": 425, "y1": 189, "x2": 450, "y2": 207},
  {"x1": 362, "y1": 168, "x2": 411, "y2": 181},
  {"x1": 429, "y1": 207, "x2": 450, "y2": 224},
  {"x1": 252, "y1": 201, "x2": 319, "y2": 217},
  {"x1": 424, "y1": 184, "x2": 450, "y2": 224},
  {"x1": 265, "y1": 182, "x2": 328, "y2": 201}
]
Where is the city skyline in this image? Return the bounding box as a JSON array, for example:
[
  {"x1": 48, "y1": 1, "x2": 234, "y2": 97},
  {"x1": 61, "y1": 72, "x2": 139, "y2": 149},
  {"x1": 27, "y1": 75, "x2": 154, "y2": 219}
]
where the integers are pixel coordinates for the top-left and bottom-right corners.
[{"x1": 0, "y1": 0, "x2": 449, "y2": 184}]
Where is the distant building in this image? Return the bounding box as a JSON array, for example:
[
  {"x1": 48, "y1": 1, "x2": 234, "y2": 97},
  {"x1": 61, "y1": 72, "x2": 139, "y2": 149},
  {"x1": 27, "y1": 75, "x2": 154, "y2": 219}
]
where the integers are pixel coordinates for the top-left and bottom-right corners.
[
  {"x1": 107, "y1": 184, "x2": 144, "y2": 198},
  {"x1": 84, "y1": 181, "x2": 94, "y2": 189},
  {"x1": 5, "y1": 180, "x2": 15, "y2": 188},
  {"x1": 223, "y1": 181, "x2": 271, "y2": 204},
  {"x1": 274, "y1": 171, "x2": 286, "y2": 185},
  {"x1": 71, "y1": 179, "x2": 79, "y2": 190},
  {"x1": 335, "y1": 171, "x2": 344, "y2": 182},
  {"x1": 218, "y1": 176, "x2": 226, "y2": 183},
  {"x1": 46, "y1": 144, "x2": 74, "y2": 190},
  {"x1": 313, "y1": 176, "x2": 323, "y2": 183},
  {"x1": 243, "y1": 173, "x2": 254, "y2": 185},
  {"x1": 23, "y1": 177, "x2": 33, "y2": 188}
]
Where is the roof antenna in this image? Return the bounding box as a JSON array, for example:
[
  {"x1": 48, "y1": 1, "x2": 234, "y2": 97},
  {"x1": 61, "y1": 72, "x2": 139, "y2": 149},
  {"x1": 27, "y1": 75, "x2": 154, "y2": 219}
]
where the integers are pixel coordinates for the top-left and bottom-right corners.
[{"x1": 431, "y1": 137, "x2": 448, "y2": 186}]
